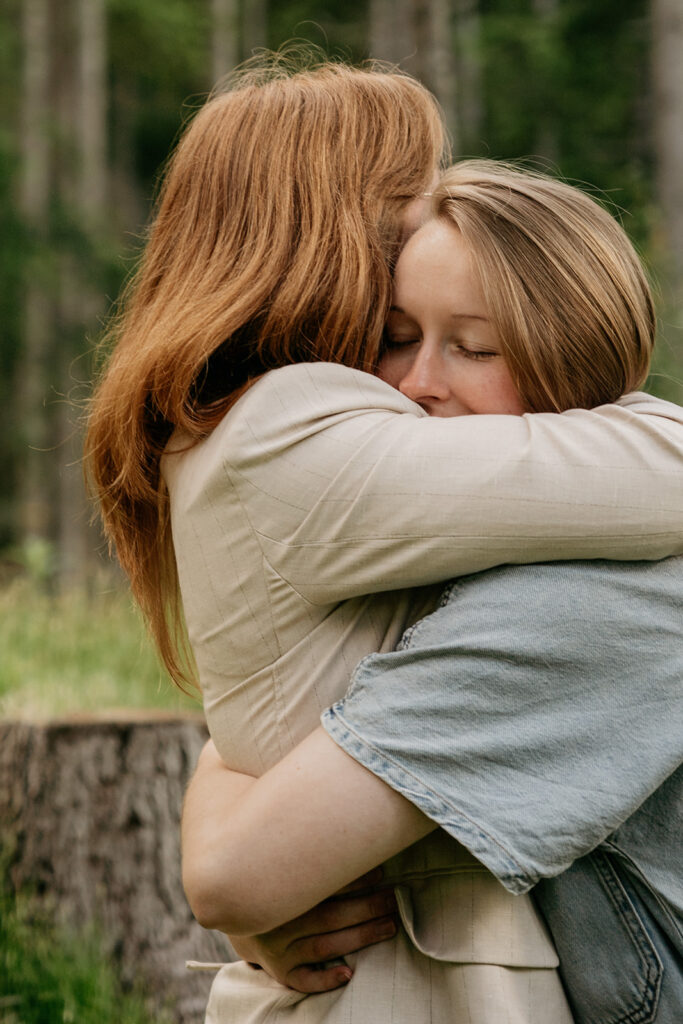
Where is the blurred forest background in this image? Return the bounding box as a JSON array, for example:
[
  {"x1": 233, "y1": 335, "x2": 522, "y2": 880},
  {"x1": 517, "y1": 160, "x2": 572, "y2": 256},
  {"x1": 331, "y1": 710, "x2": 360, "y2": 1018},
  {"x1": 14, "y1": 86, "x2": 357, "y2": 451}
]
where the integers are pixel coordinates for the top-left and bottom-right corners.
[
  {"x1": 1, "y1": 3, "x2": 682, "y2": 1017},
  {"x1": 1, "y1": 0, "x2": 682, "y2": 598}
]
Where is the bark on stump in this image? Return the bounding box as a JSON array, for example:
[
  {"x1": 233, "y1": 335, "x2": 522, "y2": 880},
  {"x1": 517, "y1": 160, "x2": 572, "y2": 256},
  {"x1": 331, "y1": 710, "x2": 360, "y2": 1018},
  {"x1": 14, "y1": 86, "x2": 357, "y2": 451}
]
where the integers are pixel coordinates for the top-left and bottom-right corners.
[{"x1": 0, "y1": 713, "x2": 234, "y2": 1023}]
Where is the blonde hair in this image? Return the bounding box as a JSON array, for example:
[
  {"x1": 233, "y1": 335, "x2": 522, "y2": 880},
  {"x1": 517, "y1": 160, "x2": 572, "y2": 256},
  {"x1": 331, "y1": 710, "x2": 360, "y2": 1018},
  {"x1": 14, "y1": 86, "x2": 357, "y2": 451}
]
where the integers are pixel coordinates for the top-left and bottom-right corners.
[
  {"x1": 85, "y1": 53, "x2": 445, "y2": 685},
  {"x1": 432, "y1": 160, "x2": 655, "y2": 412}
]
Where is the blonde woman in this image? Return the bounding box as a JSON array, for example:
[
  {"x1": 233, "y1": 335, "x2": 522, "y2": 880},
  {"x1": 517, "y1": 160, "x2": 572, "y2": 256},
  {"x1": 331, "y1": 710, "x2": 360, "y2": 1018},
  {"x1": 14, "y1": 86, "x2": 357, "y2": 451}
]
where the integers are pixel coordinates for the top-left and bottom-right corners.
[
  {"x1": 181, "y1": 163, "x2": 683, "y2": 1024},
  {"x1": 86, "y1": 58, "x2": 683, "y2": 1024}
]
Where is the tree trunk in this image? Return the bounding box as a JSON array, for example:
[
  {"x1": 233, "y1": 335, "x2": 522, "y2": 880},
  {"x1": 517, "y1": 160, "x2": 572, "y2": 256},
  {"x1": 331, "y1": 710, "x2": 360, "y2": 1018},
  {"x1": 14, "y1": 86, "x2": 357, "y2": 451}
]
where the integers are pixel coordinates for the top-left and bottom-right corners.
[
  {"x1": 211, "y1": 0, "x2": 239, "y2": 84},
  {"x1": 52, "y1": 0, "x2": 85, "y2": 591},
  {"x1": 424, "y1": 0, "x2": 458, "y2": 150},
  {"x1": 651, "y1": 0, "x2": 683, "y2": 404},
  {"x1": 532, "y1": 0, "x2": 559, "y2": 162},
  {"x1": 242, "y1": 0, "x2": 267, "y2": 58},
  {"x1": 369, "y1": 0, "x2": 458, "y2": 146},
  {"x1": 0, "y1": 714, "x2": 233, "y2": 1024},
  {"x1": 53, "y1": 0, "x2": 109, "y2": 591},
  {"x1": 368, "y1": 0, "x2": 391, "y2": 60},
  {"x1": 652, "y1": 0, "x2": 683, "y2": 301},
  {"x1": 369, "y1": 0, "x2": 415, "y2": 66},
  {"x1": 77, "y1": 0, "x2": 107, "y2": 222},
  {"x1": 454, "y1": 0, "x2": 482, "y2": 152},
  {"x1": 16, "y1": 0, "x2": 53, "y2": 546}
]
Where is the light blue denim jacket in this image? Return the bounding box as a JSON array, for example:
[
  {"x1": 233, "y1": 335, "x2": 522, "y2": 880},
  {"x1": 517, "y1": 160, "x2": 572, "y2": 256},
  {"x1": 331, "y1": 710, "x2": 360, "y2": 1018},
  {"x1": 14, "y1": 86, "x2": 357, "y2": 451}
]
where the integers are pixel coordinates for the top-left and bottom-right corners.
[{"x1": 322, "y1": 559, "x2": 683, "y2": 1024}]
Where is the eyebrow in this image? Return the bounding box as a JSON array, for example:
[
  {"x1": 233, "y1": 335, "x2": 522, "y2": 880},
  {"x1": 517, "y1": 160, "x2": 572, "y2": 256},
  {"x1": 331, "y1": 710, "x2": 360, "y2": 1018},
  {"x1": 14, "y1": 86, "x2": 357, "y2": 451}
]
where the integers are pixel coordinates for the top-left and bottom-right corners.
[{"x1": 389, "y1": 305, "x2": 489, "y2": 323}]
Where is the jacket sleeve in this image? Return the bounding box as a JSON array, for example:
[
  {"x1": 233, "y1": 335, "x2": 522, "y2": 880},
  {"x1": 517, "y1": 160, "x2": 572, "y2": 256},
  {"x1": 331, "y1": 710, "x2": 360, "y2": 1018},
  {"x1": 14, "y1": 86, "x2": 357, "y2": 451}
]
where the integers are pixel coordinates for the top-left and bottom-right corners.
[{"x1": 216, "y1": 362, "x2": 683, "y2": 604}]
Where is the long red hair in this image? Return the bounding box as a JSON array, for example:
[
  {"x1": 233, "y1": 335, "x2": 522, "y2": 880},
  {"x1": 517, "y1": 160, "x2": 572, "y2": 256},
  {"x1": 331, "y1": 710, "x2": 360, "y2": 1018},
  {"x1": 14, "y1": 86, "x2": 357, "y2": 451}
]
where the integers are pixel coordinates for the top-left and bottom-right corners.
[{"x1": 85, "y1": 54, "x2": 445, "y2": 685}]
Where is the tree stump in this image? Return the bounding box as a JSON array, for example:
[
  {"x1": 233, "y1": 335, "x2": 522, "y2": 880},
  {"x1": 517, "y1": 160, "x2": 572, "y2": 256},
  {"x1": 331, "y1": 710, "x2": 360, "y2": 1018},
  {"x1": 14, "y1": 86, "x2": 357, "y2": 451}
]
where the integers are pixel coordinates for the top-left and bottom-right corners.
[{"x1": 0, "y1": 712, "x2": 234, "y2": 1023}]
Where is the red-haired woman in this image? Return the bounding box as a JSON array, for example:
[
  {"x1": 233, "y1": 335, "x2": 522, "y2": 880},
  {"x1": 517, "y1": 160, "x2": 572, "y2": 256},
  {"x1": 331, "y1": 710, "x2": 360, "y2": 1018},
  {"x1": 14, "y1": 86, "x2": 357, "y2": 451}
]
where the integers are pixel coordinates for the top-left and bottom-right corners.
[{"x1": 87, "y1": 60, "x2": 683, "y2": 1024}]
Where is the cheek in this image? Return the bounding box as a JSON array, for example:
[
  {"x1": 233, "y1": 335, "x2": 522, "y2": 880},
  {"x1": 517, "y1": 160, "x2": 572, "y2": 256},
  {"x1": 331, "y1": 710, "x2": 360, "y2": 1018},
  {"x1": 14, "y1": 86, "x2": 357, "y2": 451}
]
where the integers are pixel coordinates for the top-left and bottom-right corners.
[{"x1": 484, "y1": 367, "x2": 525, "y2": 415}]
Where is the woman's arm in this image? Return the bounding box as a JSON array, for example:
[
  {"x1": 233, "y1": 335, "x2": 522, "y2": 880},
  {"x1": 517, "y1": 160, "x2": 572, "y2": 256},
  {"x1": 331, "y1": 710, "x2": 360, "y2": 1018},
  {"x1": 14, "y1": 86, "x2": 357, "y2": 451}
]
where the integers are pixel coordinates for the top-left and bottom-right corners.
[
  {"x1": 166, "y1": 366, "x2": 683, "y2": 607},
  {"x1": 182, "y1": 730, "x2": 434, "y2": 937}
]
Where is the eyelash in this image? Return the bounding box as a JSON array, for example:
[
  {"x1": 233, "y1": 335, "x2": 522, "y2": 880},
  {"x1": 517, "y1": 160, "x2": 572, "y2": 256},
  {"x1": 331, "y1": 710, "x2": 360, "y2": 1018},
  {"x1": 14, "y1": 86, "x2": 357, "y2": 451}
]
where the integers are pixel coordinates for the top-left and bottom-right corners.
[
  {"x1": 457, "y1": 346, "x2": 497, "y2": 361},
  {"x1": 383, "y1": 336, "x2": 417, "y2": 350},
  {"x1": 383, "y1": 337, "x2": 497, "y2": 361}
]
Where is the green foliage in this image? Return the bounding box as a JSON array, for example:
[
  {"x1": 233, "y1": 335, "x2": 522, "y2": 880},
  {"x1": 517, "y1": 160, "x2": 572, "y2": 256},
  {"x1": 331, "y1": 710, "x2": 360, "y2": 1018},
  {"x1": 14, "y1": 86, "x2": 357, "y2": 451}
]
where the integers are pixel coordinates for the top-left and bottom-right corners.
[
  {"x1": 109, "y1": 0, "x2": 212, "y2": 191},
  {"x1": 0, "y1": 872, "x2": 171, "y2": 1024},
  {"x1": 649, "y1": 321, "x2": 683, "y2": 405},
  {"x1": 268, "y1": 0, "x2": 368, "y2": 60},
  {"x1": 478, "y1": 0, "x2": 652, "y2": 231},
  {"x1": 0, "y1": 578, "x2": 199, "y2": 719}
]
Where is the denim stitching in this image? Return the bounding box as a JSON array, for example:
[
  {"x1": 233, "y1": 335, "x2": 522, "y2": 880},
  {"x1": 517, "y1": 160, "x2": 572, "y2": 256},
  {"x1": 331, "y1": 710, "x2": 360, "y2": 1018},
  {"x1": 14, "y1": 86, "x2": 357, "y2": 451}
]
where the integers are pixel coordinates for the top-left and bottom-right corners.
[
  {"x1": 395, "y1": 581, "x2": 463, "y2": 652},
  {"x1": 602, "y1": 840, "x2": 683, "y2": 950},
  {"x1": 591, "y1": 851, "x2": 662, "y2": 1024},
  {"x1": 323, "y1": 708, "x2": 530, "y2": 894}
]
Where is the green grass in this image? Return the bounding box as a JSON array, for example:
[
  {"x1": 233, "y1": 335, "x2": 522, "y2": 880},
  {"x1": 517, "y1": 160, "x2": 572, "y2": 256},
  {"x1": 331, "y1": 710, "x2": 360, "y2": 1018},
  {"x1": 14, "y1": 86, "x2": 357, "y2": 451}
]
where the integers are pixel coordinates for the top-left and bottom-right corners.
[
  {"x1": 0, "y1": 579, "x2": 200, "y2": 1022},
  {"x1": 0, "y1": 876, "x2": 172, "y2": 1024},
  {"x1": 0, "y1": 579, "x2": 200, "y2": 720}
]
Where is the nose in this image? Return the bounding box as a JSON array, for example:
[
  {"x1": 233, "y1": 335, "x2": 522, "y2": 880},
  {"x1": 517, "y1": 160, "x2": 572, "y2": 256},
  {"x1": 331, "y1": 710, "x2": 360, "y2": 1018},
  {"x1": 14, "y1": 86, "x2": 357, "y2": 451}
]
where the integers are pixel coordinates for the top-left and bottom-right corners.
[{"x1": 398, "y1": 342, "x2": 450, "y2": 406}]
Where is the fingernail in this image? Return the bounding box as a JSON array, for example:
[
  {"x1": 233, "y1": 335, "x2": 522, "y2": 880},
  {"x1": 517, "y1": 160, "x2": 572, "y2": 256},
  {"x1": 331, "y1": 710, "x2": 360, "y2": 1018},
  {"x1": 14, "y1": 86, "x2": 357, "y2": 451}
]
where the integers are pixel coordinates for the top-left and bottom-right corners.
[
  {"x1": 338, "y1": 968, "x2": 353, "y2": 983},
  {"x1": 378, "y1": 920, "x2": 397, "y2": 938}
]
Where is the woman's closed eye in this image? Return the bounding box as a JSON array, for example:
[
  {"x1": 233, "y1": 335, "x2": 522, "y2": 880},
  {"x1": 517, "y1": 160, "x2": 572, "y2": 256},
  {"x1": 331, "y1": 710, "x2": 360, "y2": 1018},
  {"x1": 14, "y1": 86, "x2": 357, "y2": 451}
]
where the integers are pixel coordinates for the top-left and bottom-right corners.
[
  {"x1": 383, "y1": 333, "x2": 421, "y2": 350},
  {"x1": 452, "y1": 343, "x2": 500, "y2": 361}
]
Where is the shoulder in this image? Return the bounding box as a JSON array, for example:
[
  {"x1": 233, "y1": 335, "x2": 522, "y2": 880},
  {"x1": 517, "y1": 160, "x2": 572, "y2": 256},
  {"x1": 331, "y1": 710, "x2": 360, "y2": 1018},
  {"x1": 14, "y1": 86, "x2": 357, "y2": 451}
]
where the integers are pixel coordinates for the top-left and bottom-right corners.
[
  {"x1": 162, "y1": 363, "x2": 425, "y2": 497},
  {"x1": 612, "y1": 390, "x2": 683, "y2": 424},
  {"x1": 205, "y1": 363, "x2": 427, "y2": 467},
  {"x1": 441, "y1": 556, "x2": 683, "y2": 611},
  {"x1": 425, "y1": 557, "x2": 683, "y2": 658},
  {"x1": 239, "y1": 363, "x2": 424, "y2": 420}
]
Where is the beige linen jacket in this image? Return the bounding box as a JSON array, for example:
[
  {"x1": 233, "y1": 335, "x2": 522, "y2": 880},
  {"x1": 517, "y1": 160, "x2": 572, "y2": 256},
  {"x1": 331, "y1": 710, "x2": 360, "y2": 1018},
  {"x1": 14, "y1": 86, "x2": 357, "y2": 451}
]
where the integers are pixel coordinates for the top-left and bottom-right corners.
[{"x1": 164, "y1": 363, "x2": 683, "y2": 1024}]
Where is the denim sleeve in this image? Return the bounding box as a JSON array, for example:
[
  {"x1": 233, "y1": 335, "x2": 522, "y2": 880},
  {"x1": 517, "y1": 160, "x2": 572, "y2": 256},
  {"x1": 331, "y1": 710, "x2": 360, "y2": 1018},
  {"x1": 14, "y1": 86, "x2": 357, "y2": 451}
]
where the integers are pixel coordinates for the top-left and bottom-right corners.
[{"x1": 321, "y1": 558, "x2": 683, "y2": 895}]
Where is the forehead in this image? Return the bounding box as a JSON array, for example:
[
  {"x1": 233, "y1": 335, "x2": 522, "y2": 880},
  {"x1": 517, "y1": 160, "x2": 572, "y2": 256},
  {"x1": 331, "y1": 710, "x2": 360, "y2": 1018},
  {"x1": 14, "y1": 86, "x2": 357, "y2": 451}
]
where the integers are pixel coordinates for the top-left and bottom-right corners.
[
  {"x1": 393, "y1": 218, "x2": 484, "y2": 310},
  {"x1": 397, "y1": 218, "x2": 470, "y2": 272}
]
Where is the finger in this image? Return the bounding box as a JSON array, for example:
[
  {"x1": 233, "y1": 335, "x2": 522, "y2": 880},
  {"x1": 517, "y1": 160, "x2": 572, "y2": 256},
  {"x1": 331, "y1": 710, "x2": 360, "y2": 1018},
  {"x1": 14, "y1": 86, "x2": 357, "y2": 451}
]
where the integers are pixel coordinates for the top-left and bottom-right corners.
[
  {"x1": 296, "y1": 889, "x2": 397, "y2": 936},
  {"x1": 292, "y1": 914, "x2": 398, "y2": 964},
  {"x1": 285, "y1": 963, "x2": 353, "y2": 994},
  {"x1": 334, "y1": 867, "x2": 384, "y2": 895}
]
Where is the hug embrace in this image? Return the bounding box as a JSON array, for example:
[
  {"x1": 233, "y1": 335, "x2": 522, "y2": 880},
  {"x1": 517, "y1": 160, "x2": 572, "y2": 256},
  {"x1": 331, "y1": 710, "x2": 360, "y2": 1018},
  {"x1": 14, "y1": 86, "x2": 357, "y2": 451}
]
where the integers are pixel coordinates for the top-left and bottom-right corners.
[{"x1": 86, "y1": 54, "x2": 683, "y2": 1024}]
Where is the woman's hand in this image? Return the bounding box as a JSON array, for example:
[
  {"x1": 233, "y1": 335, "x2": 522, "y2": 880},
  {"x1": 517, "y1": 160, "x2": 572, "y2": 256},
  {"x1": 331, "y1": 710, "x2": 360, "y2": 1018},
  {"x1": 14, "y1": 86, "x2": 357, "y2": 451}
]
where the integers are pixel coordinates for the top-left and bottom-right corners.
[{"x1": 229, "y1": 871, "x2": 398, "y2": 993}]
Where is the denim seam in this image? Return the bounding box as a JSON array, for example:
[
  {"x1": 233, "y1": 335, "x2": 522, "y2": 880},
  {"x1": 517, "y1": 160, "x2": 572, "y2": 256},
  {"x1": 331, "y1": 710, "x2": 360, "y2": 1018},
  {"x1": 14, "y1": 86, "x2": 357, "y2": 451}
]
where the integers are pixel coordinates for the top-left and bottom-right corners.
[
  {"x1": 322, "y1": 708, "x2": 531, "y2": 895},
  {"x1": 395, "y1": 581, "x2": 465, "y2": 652},
  {"x1": 602, "y1": 840, "x2": 683, "y2": 949},
  {"x1": 591, "y1": 850, "x2": 662, "y2": 1024}
]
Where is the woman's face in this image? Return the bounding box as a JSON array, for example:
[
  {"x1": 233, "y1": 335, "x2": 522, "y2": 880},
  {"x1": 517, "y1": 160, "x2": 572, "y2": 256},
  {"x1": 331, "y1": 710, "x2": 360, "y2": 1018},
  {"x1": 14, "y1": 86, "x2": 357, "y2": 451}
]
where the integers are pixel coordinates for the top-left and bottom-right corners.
[{"x1": 379, "y1": 219, "x2": 525, "y2": 418}]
